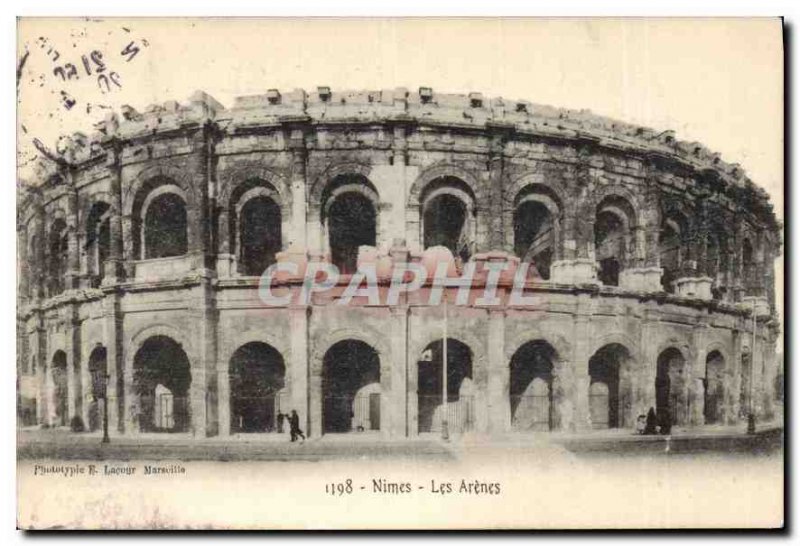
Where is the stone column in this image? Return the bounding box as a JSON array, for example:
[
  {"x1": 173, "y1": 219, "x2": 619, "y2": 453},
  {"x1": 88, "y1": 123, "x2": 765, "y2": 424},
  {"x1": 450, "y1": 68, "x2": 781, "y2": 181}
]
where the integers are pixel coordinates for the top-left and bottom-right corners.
[
  {"x1": 289, "y1": 305, "x2": 310, "y2": 436},
  {"x1": 572, "y1": 309, "x2": 592, "y2": 431},
  {"x1": 389, "y1": 306, "x2": 409, "y2": 437},
  {"x1": 486, "y1": 308, "x2": 508, "y2": 434},
  {"x1": 637, "y1": 310, "x2": 659, "y2": 418},
  {"x1": 65, "y1": 311, "x2": 80, "y2": 424},
  {"x1": 104, "y1": 141, "x2": 125, "y2": 284},
  {"x1": 217, "y1": 339, "x2": 230, "y2": 437},
  {"x1": 80, "y1": 344, "x2": 92, "y2": 430},
  {"x1": 102, "y1": 294, "x2": 121, "y2": 434},
  {"x1": 689, "y1": 325, "x2": 708, "y2": 427}
]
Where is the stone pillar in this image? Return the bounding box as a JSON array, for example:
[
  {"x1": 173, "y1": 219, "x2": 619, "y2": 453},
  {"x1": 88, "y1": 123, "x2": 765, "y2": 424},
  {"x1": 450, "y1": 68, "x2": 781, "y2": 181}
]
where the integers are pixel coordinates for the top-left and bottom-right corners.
[
  {"x1": 102, "y1": 294, "x2": 121, "y2": 434},
  {"x1": 65, "y1": 347, "x2": 77, "y2": 425},
  {"x1": 688, "y1": 325, "x2": 707, "y2": 427},
  {"x1": 572, "y1": 311, "x2": 592, "y2": 431},
  {"x1": 486, "y1": 128, "x2": 507, "y2": 252},
  {"x1": 189, "y1": 280, "x2": 215, "y2": 437},
  {"x1": 217, "y1": 345, "x2": 230, "y2": 436},
  {"x1": 486, "y1": 309, "x2": 508, "y2": 434},
  {"x1": 289, "y1": 306, "x2": 310, "y2": 436},
  {"x1": 637, "y1": 312, "x2": 659, "y2": 418},
  {"x1": 104, "y1": 142, "x2": 125, "y2": 284},
  {"x1": 80, "y1": 345, "x2": 92, "y2": 430},
  {"x1": 389, "y1": 307, "x2": 409, "y2": 437}
]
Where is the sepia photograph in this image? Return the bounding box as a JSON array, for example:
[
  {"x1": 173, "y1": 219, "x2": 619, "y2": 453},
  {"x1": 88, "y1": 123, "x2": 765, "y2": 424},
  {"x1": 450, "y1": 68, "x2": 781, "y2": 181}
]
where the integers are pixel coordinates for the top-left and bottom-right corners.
[{"x1": 14, "y1": 15, "x2": 785, "y2": 530}]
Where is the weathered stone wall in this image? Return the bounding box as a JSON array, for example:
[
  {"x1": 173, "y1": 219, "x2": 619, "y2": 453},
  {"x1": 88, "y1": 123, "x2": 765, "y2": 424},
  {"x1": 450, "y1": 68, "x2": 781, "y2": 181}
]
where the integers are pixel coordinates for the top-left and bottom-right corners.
[{"x1": 17, "y1": 88, "x2": 782, "y2": 437}]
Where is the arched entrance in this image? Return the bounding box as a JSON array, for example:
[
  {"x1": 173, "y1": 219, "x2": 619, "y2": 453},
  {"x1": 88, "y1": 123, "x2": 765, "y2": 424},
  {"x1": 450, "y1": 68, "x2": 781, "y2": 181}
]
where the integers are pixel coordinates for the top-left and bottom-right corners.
[
  {"x1": 509, "y1": 341, "x2": 557, "y2": 431},
  {"x1": 143, "y1": 191, "x2": 188, "y2": 259},
  {"x1": 238, "y1": 195, "x2": 282, "y2": 276},
  {"x1": 132, "y1": 336, "x2": 191, "y2": 432},
  {"x1": 656, "y1": 348, "x2": 687, "y2": 427},
  {"x1": 322, "y1": 340, "x2": 381, "y2": 433},
  {"x1": 88, "y1": 346, "x2": 107, "y2": 432},
  {"x1": 229, "y1": 342, "x2": 286, "y2": 433},
  {"x1": 417, "y1": 338, "x2": 473, "y2": 434},
  {"x1": 588, "y1": 344, "x2": 632, "y2": 428},
  {"x1": 704, "y1": 351, "x2": 725, "y2": 424},
  {"x1": 514, "y1": 201, "x2": 555, "y2": 280},
  {"x1": 51, "y1": 351, "x2": 68, "y2": 427}
]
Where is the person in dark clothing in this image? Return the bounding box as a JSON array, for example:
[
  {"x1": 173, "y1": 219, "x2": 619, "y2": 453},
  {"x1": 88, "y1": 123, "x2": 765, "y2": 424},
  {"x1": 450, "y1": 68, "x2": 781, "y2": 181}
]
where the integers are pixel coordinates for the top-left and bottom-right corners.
[
  {"x1": 289, "y1": 409, "x2": 305, "y2": 442},
  {"x1": 277, "y1": 411, "x2": 286, "y2": 434},
  {"x1": 644, "y1": 407, "x2": 658, "y2": 435}
]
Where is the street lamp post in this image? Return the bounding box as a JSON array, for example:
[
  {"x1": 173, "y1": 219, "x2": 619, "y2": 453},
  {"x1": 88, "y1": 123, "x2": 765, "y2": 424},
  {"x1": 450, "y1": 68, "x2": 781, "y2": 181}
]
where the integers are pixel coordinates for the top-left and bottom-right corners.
[
  {"x1": 441, "y1": 295, "x2": 449, "y2": 442},
  {"x1": 102, "y1": 373, "x2": 110, "y2": 444}
]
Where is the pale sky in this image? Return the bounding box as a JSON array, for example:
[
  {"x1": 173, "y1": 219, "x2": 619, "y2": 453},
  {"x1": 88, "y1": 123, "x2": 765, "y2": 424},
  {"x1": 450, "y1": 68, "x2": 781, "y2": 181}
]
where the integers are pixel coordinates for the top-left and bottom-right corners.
[{"x1": 17, "y1": 17, "x2": 784, "y2": 328}]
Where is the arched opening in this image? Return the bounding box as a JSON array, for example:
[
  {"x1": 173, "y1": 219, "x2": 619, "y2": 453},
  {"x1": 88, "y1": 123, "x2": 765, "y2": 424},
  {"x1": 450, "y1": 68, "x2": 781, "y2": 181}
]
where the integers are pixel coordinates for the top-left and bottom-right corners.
[
  {"x1": 85, "y1": 202, "x2": 111, "y2": 287},
  {"x1": 327, "y1": 193, "x2": 376, "y2": 274},
  {"x1": 656, "y1": 348, "x2": 687, "y2": 427},
  {"x1": 143, "y1": 191, "x2": 188, "y2": 259},
  {"x1": 47, "y1": 219, "x2": 68, "y2": 296},
  {"x1": 514, "y1": 201, "x2": 555, "y2": 280},
  {"x1": 132, "y1": 336, "x2": 191, "y2": 433},
  {"x1": 704, "y1": 351, "x2": 725, "y2": 424},
  {"x1": 238, "y1": 195, "x2": 282, "y2": 276},
  {"x1": 27, "y1": 231, "x2": 40, "y2": 298},
  {"x1": 742, "y1": 238, "x2": 756, "y2": 295},
  {"x1": 88, "y1": 346, "x2": 107, "y2": 432},
  {"x1": 51, "y1": 351, "x2": 68, "y2": 426},
  {"x1": 322, "y1": 340, "x2": 381, "y2": 433},
  {"x1": 595, "y1": 197, "x2": 633, "y2": 287},
  {"x1": 659, "y1": 216, "x2": 685, "y2": 294},
  {"x1": 229, "y1": 342, "x2": 286, "y2": 433},
  {"x1": 588, "y1": 344, "x2": 632, "y2": 429},
  {"x1": 421, "y1": 177, "x2": 475, "y2": 263},
  {"x1": 417, "y1": 338, "x2": 473, "y2": 434},
  {"x1": 509, "y1": 341, "x2": 557, "y2": 431}
]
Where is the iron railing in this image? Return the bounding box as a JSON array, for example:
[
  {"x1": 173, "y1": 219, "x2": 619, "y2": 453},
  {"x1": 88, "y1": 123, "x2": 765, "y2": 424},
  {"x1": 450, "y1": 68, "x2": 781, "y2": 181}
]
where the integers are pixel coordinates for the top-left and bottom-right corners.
[{"x1": 417, "y1": 394, "x2": 474, "y2": 433}]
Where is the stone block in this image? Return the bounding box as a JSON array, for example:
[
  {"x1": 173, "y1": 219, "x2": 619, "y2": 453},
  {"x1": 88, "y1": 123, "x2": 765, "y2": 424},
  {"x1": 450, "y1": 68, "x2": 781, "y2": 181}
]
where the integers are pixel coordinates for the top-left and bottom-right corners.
[
  {"x1": 550, "y1": 259, "x2": 599, "y2": 285},
  {"x1": 674, "y1": 276, "x2": 713, "y2": 300},
  {"x1": 619, "y1": 267, "x2": 663, "y2": 293}
]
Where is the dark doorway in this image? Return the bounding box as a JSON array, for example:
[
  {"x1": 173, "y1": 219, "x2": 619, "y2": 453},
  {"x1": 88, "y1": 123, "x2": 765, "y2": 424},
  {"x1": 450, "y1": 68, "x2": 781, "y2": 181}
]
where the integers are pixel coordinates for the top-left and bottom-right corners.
[
  {"x1": 594, "y1": 208, "x2": 626, "y2": 286},
  {"x1": 514, "y1": 201, "x2": 554, "y2": 280},
  {"x1": 704, "y1": 351, "x2": 725, "y2": 424},
  {"x1": 144, "y1": 193, "x2": 188, "y2": 259},
  {"x1": 656, "y1": 348, "x2": 686, "y2": 426},
  {"x1": 417, "y1": 338, "x2": 473, "y2": 433},
  {"x1": 328, "y1": 193, "x2": 376, "y2": 274},
  {"x1": 423, "y1": 195, "x2": 471, "y2": 263},
  {"x1": 509, "y1": 341, "x2": 556, "y2": 431},
  {"x1": 239, "y1": 196, "x2": 281, "y2": 276},
  {"x1": 88, "y1": 346, "x2": 107, "y2": 432},
  {"x1": 229, "y1": 342, "x2": 286, "y2": 433},
  {"x1": 588, "y1": 344, "x2": 629, "y2": 428},
  {"x1": 322, "y1": 340, "x2": 380, "y2": 433},
  {"x1": 133, "y1": 336, "x2": 191, "y2": 432}
]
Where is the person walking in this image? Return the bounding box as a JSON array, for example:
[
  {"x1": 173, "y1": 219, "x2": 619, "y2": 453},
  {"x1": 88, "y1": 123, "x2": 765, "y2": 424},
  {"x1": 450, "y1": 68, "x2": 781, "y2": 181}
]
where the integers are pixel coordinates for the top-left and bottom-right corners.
[
  {"x1": 644, "y1": 407, "x2": 658, "y2": 435},
  {"x1": 289, "y1": 409, "x2": 305, "y2": 443}
]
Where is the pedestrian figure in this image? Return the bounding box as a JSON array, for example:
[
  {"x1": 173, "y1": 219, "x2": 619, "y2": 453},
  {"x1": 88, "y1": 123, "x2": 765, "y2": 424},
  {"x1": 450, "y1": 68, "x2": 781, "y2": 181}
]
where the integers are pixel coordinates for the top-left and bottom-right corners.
[
  {"x1": 277, "y1": 411, "x2": 285, "y2": 434},
  {"x1": 635, "y1": 414, "x2": 646, "y2": 435},
  {"x1": 289, "y1": 409, "x2": 305, "y2": 443},
  {"x1": 644, "y1": 407, "x2": 658, "y2": 435}
]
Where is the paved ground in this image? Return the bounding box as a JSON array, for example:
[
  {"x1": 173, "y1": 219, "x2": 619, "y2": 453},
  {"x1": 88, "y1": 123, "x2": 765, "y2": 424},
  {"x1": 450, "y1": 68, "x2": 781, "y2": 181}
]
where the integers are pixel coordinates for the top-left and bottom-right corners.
[{"x1": 17, "y1": 422, "x2": 783, "y2": 461}]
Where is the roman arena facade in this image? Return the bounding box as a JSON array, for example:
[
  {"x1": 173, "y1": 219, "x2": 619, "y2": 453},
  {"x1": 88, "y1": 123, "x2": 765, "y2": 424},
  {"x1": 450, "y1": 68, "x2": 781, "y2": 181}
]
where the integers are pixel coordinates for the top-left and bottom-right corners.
[{"x1": 17, "y1": 87, "x2": 782, "y2": 439}]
